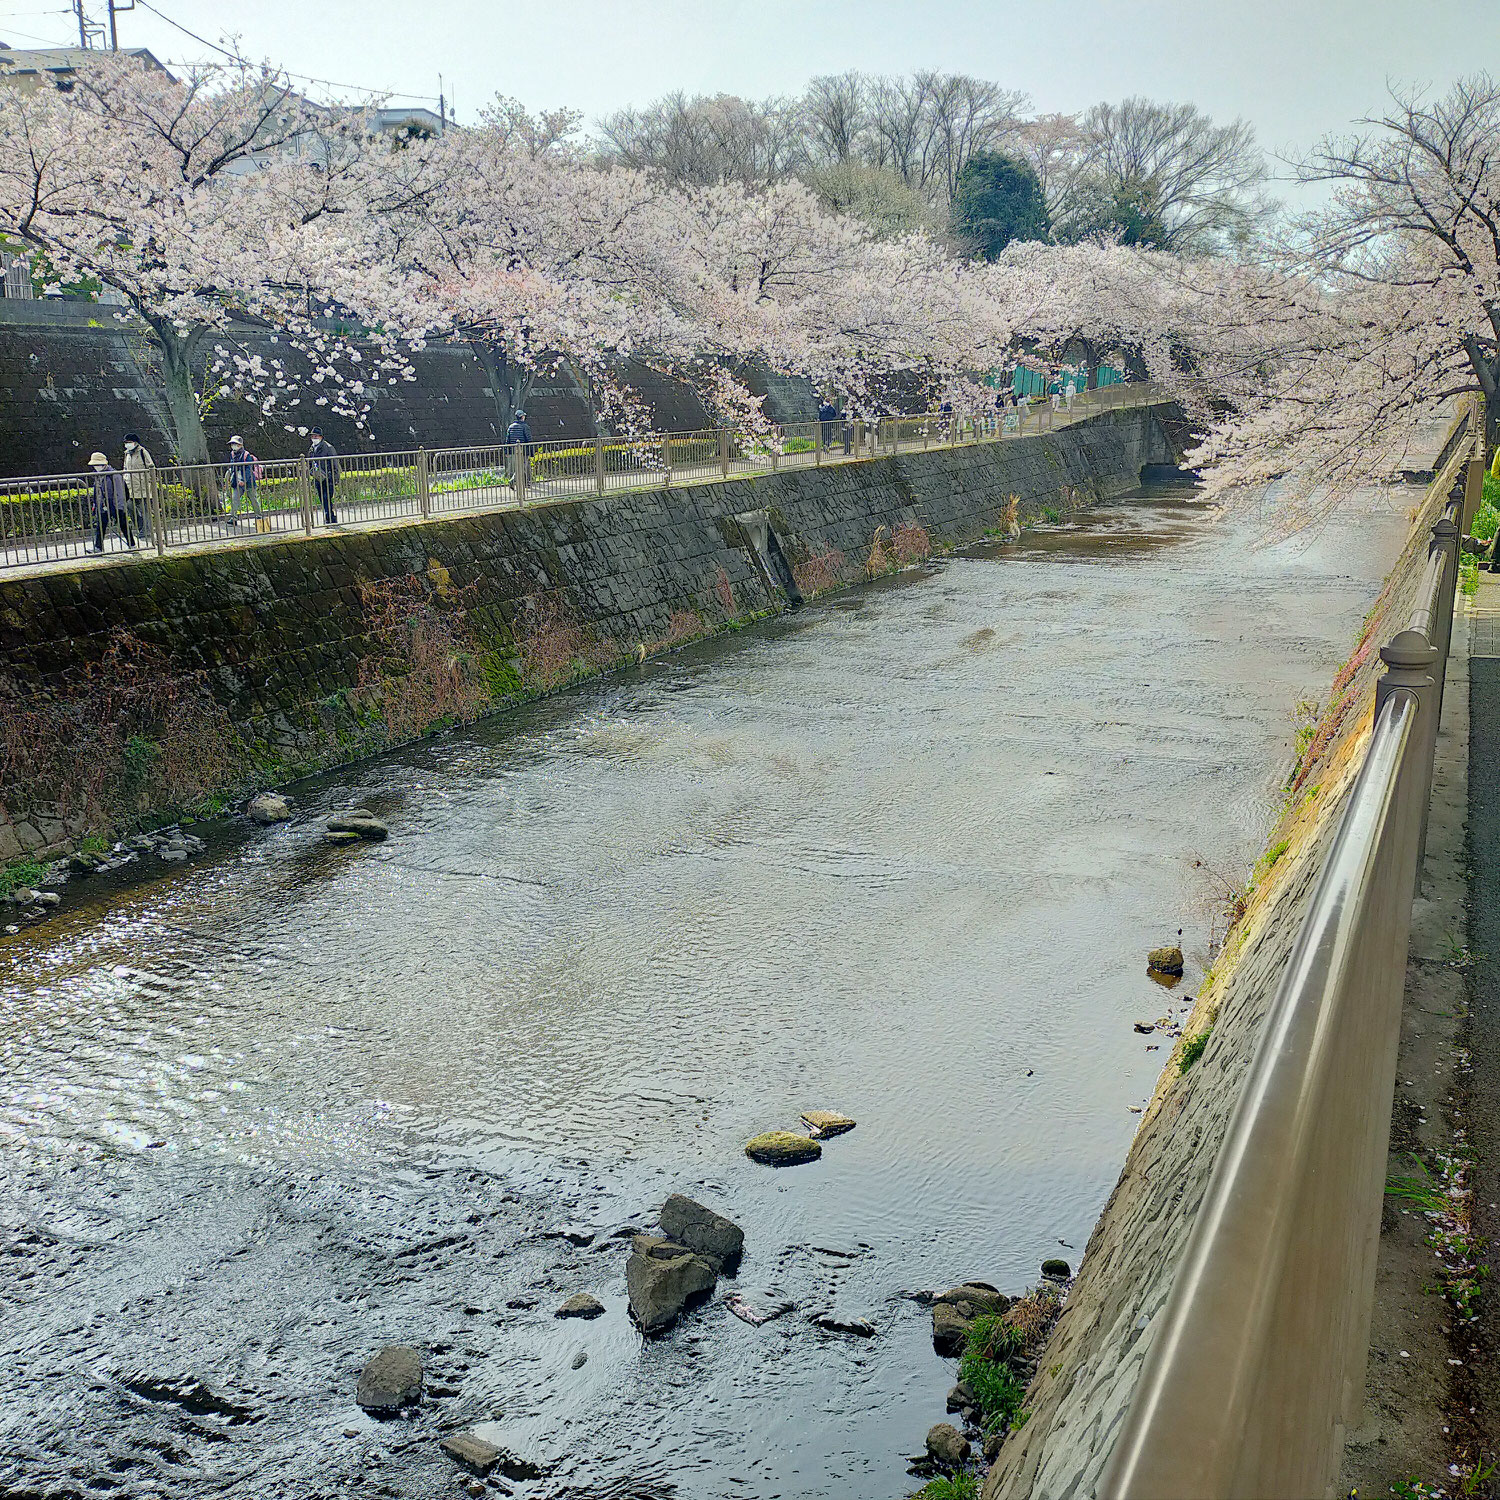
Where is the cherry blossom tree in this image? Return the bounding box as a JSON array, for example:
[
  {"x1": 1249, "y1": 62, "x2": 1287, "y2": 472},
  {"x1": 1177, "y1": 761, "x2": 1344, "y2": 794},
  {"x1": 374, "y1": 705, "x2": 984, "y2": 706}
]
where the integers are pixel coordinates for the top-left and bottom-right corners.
[{"x1": 0, "y1": 50, "x2": 430, "y2": 465}]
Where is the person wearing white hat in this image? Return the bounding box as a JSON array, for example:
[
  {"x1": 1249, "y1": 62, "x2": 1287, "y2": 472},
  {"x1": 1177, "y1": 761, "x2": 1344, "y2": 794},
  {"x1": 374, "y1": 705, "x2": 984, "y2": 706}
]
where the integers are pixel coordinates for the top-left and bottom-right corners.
[
  {"x1": 224, "y1": 435, "x2": 264, "y2": 530},
  {"x1": 87, "y1": 450, "x2": 135, "y2": 553}
]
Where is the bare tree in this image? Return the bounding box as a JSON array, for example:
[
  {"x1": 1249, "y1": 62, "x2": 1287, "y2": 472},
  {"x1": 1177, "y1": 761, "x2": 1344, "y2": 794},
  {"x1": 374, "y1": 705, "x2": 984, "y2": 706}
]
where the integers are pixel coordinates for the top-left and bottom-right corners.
[
  {"x1": 1013, "y1": 112, "x2": 1091, "y2": 221},
  {"x1": 865, "y1": 72, "x2": 1027, "y2": 201},
  {"x1": 1071, "y1": 97, "x2": 1270, "y2": 252},
  {"x1": 803, "y1": 72, "x2": 868, "y2": 164},
  {"x1": 597, "y1": 91, "x2": 805, "y2": 188}
]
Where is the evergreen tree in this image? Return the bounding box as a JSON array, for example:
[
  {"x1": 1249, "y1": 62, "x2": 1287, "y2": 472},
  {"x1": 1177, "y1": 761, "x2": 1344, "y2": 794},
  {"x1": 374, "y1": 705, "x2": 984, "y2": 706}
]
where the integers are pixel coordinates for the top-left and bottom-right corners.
[{"x1": 950, "y1": 152, "x2": 1050, "y2": 259}]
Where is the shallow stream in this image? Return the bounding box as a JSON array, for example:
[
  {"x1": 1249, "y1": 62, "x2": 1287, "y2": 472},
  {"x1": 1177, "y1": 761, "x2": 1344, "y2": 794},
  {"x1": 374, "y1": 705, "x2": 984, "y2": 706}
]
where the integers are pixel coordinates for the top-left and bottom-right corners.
[{"x1": 0, "y1": 489, "x2": 1409, "y2": 1498}]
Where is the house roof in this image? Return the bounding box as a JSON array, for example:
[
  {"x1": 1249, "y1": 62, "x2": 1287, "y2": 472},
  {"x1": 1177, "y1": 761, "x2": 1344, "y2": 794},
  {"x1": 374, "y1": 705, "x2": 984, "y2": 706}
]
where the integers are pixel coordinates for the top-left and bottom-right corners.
[{"x1": 0, "y1": 45, "x2": 174, "y2": 81}]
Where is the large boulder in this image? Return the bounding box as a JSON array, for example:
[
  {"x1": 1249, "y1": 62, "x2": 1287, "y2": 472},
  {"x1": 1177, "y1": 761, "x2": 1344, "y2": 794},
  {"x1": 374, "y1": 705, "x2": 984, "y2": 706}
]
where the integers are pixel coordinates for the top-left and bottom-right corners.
[
  {"x1": 1147, "y1": 944, "x2": 1185, "y2": 976},
  {"x1": 659, "y1": 1194, "x2": 744, "y2": 1273},
  {"x1": 626, "y1": 1236, "x2": 718, "y2": 1334},
  {"x1": 356, "y1": 1345, "x2": 422, "y2": 1411},
  {"x1": 246, "y1": 792, "x2": 292, "y2": 825},
  {"x1": 926, "y1": 1423, "x2": 970, "y2": 1467},
  {"x1": 744, "y1": 1131, "x2": 821, "y2": 1167}
]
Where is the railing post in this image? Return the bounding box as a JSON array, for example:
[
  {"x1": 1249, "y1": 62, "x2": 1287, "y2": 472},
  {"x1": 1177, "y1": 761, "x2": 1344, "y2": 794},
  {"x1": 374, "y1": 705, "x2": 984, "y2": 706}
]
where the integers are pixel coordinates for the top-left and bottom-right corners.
[
  {"x1": 595, "y1": 434, "x2": 606, "y2": 496},
  {"x1": 1376, "y1": 628, "x2": 1441, "y2": 903},
  {"x1": 815, "y1": 419, "x2": 822, "y2": 467},
  {"x1": 719, "y1": 427, "x2": 730, "y2": 479},
  {"x1": 771, "y1": 428, "x2": 780, "y2": 473},
  {"x1": 417, "y1": 447, "x2": 430, "y2": 519},
  {"x1": 149, "y1": 478, "x2": 166, "y2": 556},
  {"x1": 1462, "y1": 452, "x2": 1485, "y2": 536},
  {"x1": 297, "y1": 456, "x2": 314, "y2": 535},
  {"x1": 662, "y1": 435, "x2": 672, "y2": 489},
  {"x1": 515, "y1": 444, "x2": 529, "y2": 508}
]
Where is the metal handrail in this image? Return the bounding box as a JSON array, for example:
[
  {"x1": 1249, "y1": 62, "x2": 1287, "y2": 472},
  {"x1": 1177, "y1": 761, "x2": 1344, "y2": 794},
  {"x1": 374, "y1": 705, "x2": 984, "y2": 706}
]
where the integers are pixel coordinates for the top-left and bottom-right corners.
[
  {"x1": 0, "y1": 380, "x2": 1158, "y2": 575},
  {"x1": 1098, "y1": 412, "x2": 1478, "y2": 1499}
]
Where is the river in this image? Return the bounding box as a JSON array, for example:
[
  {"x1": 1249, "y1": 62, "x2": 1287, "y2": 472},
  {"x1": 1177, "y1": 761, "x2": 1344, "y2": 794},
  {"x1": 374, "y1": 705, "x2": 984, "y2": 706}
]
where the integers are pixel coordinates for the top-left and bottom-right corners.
[{"x1": 0, "y1": 487, "x2": 1408, "y2": 1499}]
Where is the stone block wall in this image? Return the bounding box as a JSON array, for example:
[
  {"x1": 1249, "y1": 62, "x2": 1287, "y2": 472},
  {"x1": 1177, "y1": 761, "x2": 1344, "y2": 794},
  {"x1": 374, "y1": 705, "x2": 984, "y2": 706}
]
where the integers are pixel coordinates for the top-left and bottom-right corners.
[{"x1": 0, "y1": 405, "x2": 1176, "y2": 858}]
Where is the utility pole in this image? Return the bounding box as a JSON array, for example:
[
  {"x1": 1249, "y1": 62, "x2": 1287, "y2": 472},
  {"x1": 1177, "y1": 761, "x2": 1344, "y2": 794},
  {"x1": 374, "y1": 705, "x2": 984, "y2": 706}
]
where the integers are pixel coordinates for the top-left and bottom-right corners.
[
  {"x1": 437, "y1": 75, "x2": 445, "y2": 135},
  {"x1": 74, "y1": 0, "x2": 88, "y2": 48},
  {"x1": 107, "y1": 0, "x2": 133, "y2": 51}
]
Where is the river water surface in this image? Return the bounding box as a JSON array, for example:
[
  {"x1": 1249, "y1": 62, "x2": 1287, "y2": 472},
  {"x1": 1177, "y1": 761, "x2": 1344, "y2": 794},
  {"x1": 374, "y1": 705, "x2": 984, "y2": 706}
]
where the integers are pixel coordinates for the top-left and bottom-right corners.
[{"x1": 0, "y1": 489, "x2": 1408, "y2": 1499}]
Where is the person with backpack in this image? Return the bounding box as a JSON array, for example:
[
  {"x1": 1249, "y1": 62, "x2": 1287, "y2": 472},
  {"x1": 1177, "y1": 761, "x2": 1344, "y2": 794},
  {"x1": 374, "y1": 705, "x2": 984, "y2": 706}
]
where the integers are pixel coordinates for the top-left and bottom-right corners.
[
  {"x1": 308, "y1": 428, "x2": 340, "y2": 525},
  {"x1": 120, "y1": 432, "x2": 157, "y2": 544},
  {"x1": 86, "y1": 450, "x2": 135, "y2": 553},
  {"x1": 225, "y1": 435, "x2": 264, "y2": 529}
]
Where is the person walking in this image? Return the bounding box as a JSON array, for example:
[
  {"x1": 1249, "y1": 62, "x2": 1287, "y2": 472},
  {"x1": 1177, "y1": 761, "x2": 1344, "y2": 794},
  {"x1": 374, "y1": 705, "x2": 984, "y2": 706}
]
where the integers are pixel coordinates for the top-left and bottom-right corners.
[
  {"x1": 225, "y1": 435, "x2": 264, "y2": 530},
  {"x1": 120, "y1": 431, "x2": 156, "y2": 545},
  {"x1": 505, "y1": 410, "x2": 533, "y2": 492},
  {"x1": 817, "y1": 397, "x2": 837, "y2": 452},
  {"x1": 308, "y1": 427, "x2": 340, "y2": 525},
  {"x1": 87, "y1": 450, "x2": 135, "y2": 553}
]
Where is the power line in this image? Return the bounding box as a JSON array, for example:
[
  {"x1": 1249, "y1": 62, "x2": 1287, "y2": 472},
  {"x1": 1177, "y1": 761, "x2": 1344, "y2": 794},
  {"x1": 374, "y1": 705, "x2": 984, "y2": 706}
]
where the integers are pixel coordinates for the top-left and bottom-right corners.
[{"x1": 130, "y1": 0, "x2": 442, "y2": 105}]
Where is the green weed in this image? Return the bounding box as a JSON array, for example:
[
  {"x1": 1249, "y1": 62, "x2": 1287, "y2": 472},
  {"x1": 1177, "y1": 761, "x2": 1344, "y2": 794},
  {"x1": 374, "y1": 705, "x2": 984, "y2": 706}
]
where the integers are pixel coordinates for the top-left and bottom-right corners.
[
  {"x1": 0, "y1": 857, "x2": 47, "y2": 898},
  {"x1": 1461, "y1": 554, "x2": 1480, "y2": 597},
  {"x1": 959, "y1": 1313, "x2": 1028, "y2": 1434},
  {"x1": 1178, "y1": 1029, "x2": 1212, "y2": 1073},
  {"x1": 908, "y1": 1477, "x2": 979, "y2": 1500}
]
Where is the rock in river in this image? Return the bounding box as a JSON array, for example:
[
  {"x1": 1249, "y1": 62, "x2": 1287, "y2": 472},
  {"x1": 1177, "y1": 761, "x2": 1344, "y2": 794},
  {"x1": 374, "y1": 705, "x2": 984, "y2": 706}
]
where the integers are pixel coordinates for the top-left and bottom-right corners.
[
  {"x1": 659, "y1": 1193, "x2": 744, "y2": 1272},
  {"x1": 932, "y1": 1283, "x2": 1012, "y2": 1356},
  {"x1": 744, "y1": 1131, "x2": 821, "y2": 1167},
  {"x1": 626, "y1": 1235, "x2": 718, "y2": 1334},
  {"x1": 1041, "y1": 1258, "x2": 1072, "y2": 1280},
  {"x1": 800, "y1": 1109, "x2": 856, "y2": 1138},
  {"x1": 555, "y1": 1293, "x2": 605, "y2": 1320},
  {"x1": 440, "y1": 1430, "x2": 501, "y2": 1474},
  {"x1": 246, "y1": 791, "x2": 292, "y2": 825},
  {"x1": 327, "y1": 810, "x2": 389, "y2": 841},
  {"x1": 926, "y1": 1422, "x2": 971, "y2": 1467},
  {"x1": 356, "y1": 1345, "x2": 422, "y2": 1411},
  {"x1": 1147, "y1": 944, "x2": 1185, "y2": 976}
]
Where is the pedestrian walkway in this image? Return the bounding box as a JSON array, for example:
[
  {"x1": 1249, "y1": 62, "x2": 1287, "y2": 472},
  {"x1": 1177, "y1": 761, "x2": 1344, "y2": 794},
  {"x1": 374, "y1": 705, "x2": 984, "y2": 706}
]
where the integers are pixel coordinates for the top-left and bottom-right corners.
[{"x1": 0, "y1": 386, "x2": 1154, "y2": 582}]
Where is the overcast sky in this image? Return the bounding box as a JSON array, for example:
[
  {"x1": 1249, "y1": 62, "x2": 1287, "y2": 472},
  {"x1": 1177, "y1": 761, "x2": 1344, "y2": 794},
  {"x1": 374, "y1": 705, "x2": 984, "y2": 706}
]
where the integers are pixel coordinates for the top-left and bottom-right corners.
[{"x1": 1, "y1": 0, "x2": 1488, "y2": 173}]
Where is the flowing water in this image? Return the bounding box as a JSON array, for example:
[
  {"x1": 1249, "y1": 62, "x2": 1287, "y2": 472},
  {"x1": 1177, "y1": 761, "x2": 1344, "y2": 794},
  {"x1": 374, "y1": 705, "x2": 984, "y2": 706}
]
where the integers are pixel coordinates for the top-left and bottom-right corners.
[{"x1": 0, "y1": 489, "x2": 1410, "y2": 1499}]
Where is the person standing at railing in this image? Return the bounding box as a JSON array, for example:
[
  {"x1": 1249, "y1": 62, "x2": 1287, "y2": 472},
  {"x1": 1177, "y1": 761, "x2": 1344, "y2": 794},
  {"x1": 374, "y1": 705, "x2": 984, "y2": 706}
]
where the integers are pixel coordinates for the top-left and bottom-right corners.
[
  {"x1": 308, "y1": 428, "x2": 341, "y2": 525},
  {"x1": 504, "y1": 410, "x2": 532, "y2": 491},
  {"x1": 225, "y1": 435, "x2": 264, "y2": 531},
  {"x1": 121, "y1": 432, "x2": 156, "y2": 545},
  {"x1": 87, "y1": 451, "x2": 136, "y2": 553},
  {"x1": 817, "y1": 397, "x2": 837, "y2": 452}
]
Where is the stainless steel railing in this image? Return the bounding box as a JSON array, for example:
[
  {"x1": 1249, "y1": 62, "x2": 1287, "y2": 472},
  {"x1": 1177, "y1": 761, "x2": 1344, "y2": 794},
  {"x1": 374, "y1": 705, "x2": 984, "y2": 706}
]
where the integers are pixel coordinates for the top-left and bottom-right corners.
[
  {"x1": 1098, "y1": 395, "x2": 1482, "y2": 1500},
  {"x1": 0, "y1": 381, "x2": 1156, "y2": 575}
]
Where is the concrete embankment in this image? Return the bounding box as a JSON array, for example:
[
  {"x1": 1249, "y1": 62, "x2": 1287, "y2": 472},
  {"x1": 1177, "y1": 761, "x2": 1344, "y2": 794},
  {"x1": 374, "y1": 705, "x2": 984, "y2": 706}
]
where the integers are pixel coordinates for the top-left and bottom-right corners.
[
  {"x1": 984, "y1": 492, "x2": 1448, "y2": 1498},
  {"x1": 0, "y1": 405, "x2": 1178, "y2": 859}
]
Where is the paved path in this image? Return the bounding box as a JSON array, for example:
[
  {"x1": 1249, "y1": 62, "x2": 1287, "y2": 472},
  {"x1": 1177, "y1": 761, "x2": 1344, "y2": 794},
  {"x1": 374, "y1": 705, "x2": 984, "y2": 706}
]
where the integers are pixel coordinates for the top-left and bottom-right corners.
[{"x1": 0, "y1": 395, "x2": 1136, "y2": 582}]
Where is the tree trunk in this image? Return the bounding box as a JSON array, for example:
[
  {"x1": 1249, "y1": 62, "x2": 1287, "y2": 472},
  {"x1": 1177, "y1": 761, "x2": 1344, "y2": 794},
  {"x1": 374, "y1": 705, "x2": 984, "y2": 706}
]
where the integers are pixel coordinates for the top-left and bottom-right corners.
[
  {"x1": 1487, "y1": 391, "x2": 1499, "y2": 466},
  {"x1": 157, "y1": 327, "x2": 210, "y2": 466}
]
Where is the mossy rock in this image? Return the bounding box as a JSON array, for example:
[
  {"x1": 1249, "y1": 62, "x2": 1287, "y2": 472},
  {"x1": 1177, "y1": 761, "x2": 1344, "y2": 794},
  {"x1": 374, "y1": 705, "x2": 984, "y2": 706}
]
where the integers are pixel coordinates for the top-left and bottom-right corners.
[{"x1": 744, "y1": 1131, "x2": 821, "y2": 1167}]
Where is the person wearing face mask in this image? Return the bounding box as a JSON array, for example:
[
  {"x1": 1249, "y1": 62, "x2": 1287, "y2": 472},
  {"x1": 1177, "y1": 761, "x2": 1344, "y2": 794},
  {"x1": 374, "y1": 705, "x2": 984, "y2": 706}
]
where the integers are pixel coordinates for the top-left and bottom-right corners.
[{"x1": 120, "y1": 432, "x2": 157, "y2": 544}]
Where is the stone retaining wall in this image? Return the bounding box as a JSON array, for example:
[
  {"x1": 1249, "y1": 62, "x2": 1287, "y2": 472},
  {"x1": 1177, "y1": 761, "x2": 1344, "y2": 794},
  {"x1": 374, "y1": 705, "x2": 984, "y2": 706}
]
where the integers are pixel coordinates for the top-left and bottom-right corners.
[{"x1": 0, "y1": 405, "x2": 1177, "y2": 859}]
